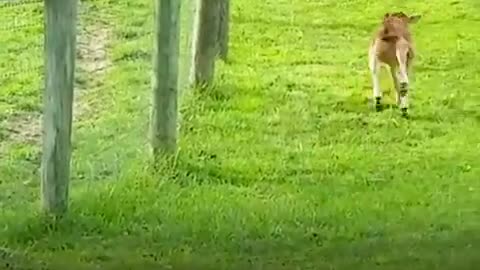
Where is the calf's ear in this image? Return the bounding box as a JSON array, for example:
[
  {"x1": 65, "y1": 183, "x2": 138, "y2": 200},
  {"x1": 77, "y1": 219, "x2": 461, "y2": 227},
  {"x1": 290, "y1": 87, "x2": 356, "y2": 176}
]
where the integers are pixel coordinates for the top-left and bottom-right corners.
[{"x1": 409, "y1": 14, "x2": 421, "y2": 23}]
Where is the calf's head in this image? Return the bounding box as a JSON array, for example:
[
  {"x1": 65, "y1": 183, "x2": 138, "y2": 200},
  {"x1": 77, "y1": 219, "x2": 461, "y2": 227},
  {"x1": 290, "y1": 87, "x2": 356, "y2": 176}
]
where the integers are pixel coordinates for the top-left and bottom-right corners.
[
  {"x1": 383, "y1": 12, "x2": 421, "y2": 25},
  {"x1": 381, "y1": 12, "x2": 421, "y2": 39}
]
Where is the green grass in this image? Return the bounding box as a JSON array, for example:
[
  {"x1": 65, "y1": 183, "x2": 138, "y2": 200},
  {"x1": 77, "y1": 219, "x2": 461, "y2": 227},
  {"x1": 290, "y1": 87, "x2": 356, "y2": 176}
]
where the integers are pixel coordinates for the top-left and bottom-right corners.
[{"x1": 1, "y1": 0, "x2": 480, "y2": 269}]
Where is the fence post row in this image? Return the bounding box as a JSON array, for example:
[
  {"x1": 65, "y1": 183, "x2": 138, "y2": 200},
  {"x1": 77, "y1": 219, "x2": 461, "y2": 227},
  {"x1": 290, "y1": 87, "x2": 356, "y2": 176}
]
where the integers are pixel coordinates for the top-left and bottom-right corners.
[
  {"x1": 41, "y1": 0, "x2": 78, "y2": 216},
  {"x1": 38, "y1": 0, "x2": 230, "y2": 215},
  {"x1": 151, "y1": 0, "x2": 182, "y2": 158},
  {"x1": 217, "y1": 0, "x2": 230, "y2": 61},
  {"x1": 190, "y1": 0, "x2": 221, "y2": 87}
]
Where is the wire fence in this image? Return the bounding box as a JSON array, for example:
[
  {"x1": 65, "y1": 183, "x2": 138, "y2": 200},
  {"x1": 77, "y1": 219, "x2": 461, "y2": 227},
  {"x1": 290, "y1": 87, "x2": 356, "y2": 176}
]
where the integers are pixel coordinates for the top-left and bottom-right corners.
[
  {"x1": 0, "y1": 0, "x2": 196, "y2": 183},
  {"x1": 0, "y1": 0, "x2": 43, "y2": 117},
  {"x1": 0, "y1": 0, "x2": 195, "y2": 112}
]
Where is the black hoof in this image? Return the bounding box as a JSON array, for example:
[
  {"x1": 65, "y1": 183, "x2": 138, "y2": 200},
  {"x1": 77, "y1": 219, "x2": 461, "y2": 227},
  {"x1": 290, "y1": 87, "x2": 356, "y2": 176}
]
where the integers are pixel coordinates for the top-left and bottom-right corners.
[
  {"x1": 375, "y1": 97, "x2": 382, "y2": 112},
  {"x1": 400, "y1": 107, "x2": 408, "y2": 118}
]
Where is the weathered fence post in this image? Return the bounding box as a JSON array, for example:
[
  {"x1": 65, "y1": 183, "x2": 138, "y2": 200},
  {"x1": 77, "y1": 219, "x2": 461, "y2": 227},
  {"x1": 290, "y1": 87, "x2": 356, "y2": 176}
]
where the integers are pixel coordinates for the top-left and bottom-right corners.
[
  {"x1": 217, "y1": 0, "x2": 230, "y2": 61},
  {"x1": 41, "y1": 0, "x2": 78, "y2": 216},
  {"x1": 190, "y1": 0, "x2": 221, "y2": 87},
  {"x1": 151, "y1": 0, "x2": 181, "y2": 158}
]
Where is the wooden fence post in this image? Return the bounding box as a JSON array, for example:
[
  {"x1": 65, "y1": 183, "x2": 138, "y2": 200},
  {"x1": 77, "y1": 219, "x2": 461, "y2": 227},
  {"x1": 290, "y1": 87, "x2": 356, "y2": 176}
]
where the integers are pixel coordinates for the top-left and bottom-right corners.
[
  {"x1": 151, "y1": 0, "x2": 181, "y2": 158},
  {"x1": 41, "y1": 0, "x2": 78, "y2": 216},
  {"x1": 190, "y1": 0, "x2": 221, "y2": 87},
  {"x1": 217, "y1": 0, "x2": 230, "y2": 61}
]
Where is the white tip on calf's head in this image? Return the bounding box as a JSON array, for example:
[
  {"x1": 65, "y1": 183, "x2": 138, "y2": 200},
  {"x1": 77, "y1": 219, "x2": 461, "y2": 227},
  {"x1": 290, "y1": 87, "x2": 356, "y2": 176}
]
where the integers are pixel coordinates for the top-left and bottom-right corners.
[
  {"x1": 383, "y1": 12, "x2": 422, "y2": 25},
  {"x1": 408, "y1": 15, "x2": 421, "y2": 24}
]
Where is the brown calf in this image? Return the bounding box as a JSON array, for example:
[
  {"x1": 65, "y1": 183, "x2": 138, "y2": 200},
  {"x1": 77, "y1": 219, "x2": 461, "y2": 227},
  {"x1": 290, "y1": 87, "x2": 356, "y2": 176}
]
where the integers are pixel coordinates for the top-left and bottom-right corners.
[{"x1": 368, "y1": 12, "x2": 421, "y2": 116}]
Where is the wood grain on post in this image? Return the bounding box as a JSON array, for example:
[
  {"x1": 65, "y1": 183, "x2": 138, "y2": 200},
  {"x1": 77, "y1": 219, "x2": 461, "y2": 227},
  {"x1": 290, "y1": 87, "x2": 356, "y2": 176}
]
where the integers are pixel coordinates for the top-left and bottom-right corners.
[
  {"x1": 190, "y1": 0, "x2": 221, "y2": 87},
  {"x1": 151, "y1": 0, "x2": 181, "y2": 158},
  {"x1": 41, "y1": 0, "x2": 78, "y2": 216},
  {"x1": 217, "y1": 0, "x2": 230, "y2": 61}
]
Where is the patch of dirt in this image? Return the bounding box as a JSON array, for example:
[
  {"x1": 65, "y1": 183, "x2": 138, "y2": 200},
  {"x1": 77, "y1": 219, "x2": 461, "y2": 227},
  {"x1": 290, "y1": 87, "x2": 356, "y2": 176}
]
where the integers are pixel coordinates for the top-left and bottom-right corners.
[
  {"x1": 77, "y1": 24, "x2": 111, "y2": 75},
  {"x1": 74, "y1": 10, "x2": 112, "y2": 120},
  {"x1": 1, "y1": 112, "x2": 42, "y2": 145}
]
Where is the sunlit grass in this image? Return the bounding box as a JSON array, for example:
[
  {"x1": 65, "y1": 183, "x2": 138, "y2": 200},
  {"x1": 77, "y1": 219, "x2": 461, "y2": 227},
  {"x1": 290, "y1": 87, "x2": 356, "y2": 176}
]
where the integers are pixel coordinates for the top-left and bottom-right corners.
[{"x1": 0, "y1": 0, "x2": 479, "y2": 269}]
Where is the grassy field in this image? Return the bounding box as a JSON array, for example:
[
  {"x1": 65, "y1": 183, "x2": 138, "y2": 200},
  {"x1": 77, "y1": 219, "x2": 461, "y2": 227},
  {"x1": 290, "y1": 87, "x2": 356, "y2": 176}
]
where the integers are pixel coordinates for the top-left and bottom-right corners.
[{"x1": 1, "y1": 0, "x2": 480, "y2": 269}]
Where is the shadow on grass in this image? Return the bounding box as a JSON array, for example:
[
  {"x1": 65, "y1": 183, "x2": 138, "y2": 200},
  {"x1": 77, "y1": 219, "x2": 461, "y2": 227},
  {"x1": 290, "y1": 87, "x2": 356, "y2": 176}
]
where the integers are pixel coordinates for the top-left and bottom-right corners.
[
  {"x1": 1, "y1": 159, "x2": 478, "y2": 270},
  {"x1": 2, "y1": 213, "x2": 479, "y2": 270},
  {"x1": 324, "y1": 91, "x2": 480, "y2": 125}
]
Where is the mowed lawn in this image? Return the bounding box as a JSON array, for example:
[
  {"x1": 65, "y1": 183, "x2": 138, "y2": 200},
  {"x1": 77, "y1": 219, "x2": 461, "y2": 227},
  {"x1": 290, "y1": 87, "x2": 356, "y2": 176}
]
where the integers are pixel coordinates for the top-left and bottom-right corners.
[{"x1": 1, "y1": 0, "x2": 480, "y2": 269}]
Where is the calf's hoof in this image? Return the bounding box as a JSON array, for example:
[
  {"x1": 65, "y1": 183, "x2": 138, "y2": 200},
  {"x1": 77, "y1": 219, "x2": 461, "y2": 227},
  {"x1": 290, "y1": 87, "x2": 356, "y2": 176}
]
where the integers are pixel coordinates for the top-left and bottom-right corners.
[
  {"x1": 400, "y1": 107, "x2": 408, "y2": 118},
  {"x1": 375, "y1": 97, "x2": 382, "y2": 112}
]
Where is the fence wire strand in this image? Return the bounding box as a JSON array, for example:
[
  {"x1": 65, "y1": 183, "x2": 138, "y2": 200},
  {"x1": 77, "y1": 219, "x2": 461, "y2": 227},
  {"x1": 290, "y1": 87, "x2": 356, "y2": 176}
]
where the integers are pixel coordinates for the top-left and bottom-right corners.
[{"x1": 0, "y1": 0, "x2": 42, "y2": 8}]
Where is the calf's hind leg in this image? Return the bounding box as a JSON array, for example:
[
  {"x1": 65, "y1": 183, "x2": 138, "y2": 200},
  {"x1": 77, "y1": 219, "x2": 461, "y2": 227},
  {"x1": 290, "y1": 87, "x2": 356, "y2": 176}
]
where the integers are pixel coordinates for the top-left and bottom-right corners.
[
  {"x1": 389, "y1": 66, "x2": 401, "y2": 106},
  {"x1": 369, "y1": 47, "x2": 382, "y2": 111},
  {"x1": 395, "y1": 45, "x2": 410, "y2": 116}
]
